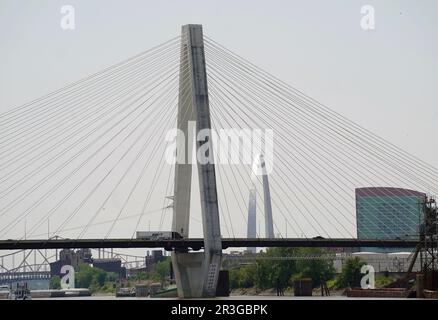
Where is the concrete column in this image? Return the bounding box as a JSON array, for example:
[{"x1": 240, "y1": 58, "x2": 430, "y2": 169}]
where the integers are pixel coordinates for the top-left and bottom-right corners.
[
  {"x1": 247, "y1": 187, "x2": 257, "y2": 253},
  {"x1": 171, "y1": 24, "x2": 222, "y2": 298},
  {"x1": 172, "y1": 25, "x2": 196, "y2": 238},
  {"x1": 260, "y1": 154, "x2": 274, "y2": 238}
]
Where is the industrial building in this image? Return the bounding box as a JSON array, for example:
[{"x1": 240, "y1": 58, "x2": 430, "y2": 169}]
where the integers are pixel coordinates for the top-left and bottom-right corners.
[
  {"x1": 49, "y1": 249, "x2": 125, "y2": 279},
  {"x1": 127, "y1": 250, "x2": 167, "y2": 276},
  {"x1": 93, "y1": 259, "x2": 126, "y2": 278},
  {"x1": 355, "y1": 187, "x2": 426, "y2": 252},
  {"x1": 49, "y1": 249, "x2": 92, "y2": 277}
]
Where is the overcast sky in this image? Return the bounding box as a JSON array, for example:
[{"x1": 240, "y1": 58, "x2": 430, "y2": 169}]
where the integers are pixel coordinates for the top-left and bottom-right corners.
[{"x1": 0, "y1": 0, "x2": 437, "y2": 246}]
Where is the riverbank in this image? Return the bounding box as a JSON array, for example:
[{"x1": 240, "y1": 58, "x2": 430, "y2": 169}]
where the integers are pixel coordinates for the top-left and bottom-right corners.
[{"x1": 230, "y1": 287, "x2": 345, "y2": 297}]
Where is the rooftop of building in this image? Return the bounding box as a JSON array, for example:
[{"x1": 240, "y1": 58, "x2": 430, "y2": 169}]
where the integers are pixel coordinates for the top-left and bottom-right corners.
[
  {"x1": 355, "y1": 187, "x2": 426, "y2": 198},
  {"x1": 92, "y1": 258, "x2": 122, "y2": 263}
]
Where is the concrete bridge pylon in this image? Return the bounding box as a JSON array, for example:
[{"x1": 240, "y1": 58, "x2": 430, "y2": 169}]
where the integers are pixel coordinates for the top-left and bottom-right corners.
[{"x1": 171, "y1": 24, "x2": 222, "y2": 298}]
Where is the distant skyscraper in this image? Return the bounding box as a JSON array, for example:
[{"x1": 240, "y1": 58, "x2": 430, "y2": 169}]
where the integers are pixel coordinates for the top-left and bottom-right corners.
[
  {"x1": 246, "y1": 186, "x2": 257, "y2": 253},
  {"x1": 355, "y1": 187, "x2": 425, "y2": 252}
]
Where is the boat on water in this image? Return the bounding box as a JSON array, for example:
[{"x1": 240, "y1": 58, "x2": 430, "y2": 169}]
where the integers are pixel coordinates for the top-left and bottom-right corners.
[
  {"x1": 116, "y1": 287, "x2": 135, "y2": 297},
  {"x1": 150, "y1": 285, "x2": 178, "y2": 298}
]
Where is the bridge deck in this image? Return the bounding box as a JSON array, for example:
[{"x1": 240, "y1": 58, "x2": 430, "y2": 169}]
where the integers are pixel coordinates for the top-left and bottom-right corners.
[{"x1": 0, "y1": 238, "x2": 419, "y2": 251}]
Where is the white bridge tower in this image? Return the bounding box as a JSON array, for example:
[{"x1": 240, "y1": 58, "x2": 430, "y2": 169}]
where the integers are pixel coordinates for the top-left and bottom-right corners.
[{"x1": 171, "y1": 24, "x2": 222, "y2": 298}]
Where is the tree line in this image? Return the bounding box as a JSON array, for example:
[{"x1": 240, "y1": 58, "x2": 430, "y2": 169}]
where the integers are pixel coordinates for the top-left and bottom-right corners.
[{"x1": 229, "y1": 248, "x2": 390, "y2": 291}]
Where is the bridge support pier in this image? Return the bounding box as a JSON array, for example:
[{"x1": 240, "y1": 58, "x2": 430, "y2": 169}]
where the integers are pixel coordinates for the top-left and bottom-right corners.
[
  {"x1": 171, "y1": 252, "x2": 205, "y2": 297},
  {"x1": 171, "y1": 24, "x2": 222, "y2": 298}
]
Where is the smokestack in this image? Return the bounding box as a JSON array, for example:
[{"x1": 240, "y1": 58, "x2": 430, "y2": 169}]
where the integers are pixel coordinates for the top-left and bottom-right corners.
[
  {"x1": 247, "y1": 186, "x2": 257, "y2": 253},
  {"x1": 260, "y1": 154, "x2": 274, "y2": 238}
]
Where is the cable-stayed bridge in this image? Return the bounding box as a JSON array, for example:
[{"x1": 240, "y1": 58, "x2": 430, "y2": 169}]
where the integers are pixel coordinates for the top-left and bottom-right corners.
[{"x1": 1, "y1": 24, "x2": 437, "y2": 297}]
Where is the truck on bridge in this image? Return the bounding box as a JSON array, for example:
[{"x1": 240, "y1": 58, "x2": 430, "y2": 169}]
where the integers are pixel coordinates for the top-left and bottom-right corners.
[{"x1": 136, "y1": 231, "x2": 182, "y2": 241}]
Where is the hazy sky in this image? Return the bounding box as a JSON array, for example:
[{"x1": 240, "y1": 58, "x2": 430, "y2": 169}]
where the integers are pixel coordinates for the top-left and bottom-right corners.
[
  {"x1": 1, "y1": 0, "x2": 437, "y2": 160},
  {"x1": 0, "y1": 0, "x2": 437, "y2": 244}
]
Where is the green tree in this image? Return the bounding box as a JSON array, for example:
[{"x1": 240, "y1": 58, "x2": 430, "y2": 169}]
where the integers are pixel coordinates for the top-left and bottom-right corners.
[
  {"x1": 74, "y1": 263, "x2": 118, "y2": 293},
  {"x1": 229, "y1": 265, "x2": 256, "y2": 289},
  {"x1": 254, "y1": 248, "x2": 298, "y2": 289},
  {"x1": 96, "y1": 270, "x2": 107, "y2": 287},
  {"x1": 375, "y1": 275, "x2": 393, "y2": 288},
  {"x1": 295, "y1": 248, "x2": 335, "y2": 288},
  {"x1": 151, "y1": 259, "x2": 171, "y2": 285},
  {"x1": 100, "y1": 282, "x2": 116, "y2": 293},
  {"x1": 106, "y1": 272, "x2": 118, "y2": 283},
  {"x1": 132, "y1": 272, "x2": 150, "y2": 282},
  {"x1": 75, "y1": 263, "x2": 99, "y2": 288},
  {"x1": 229, "y1": 268, "x2": 240, "y2": 289},
  {"x1": 89, "y1": 279, "x2": 101, "y2": 293},
  {"x1": 50, "y1": 276, "x2": 61, "y2": 289},
  {"x1": 239, "y1": 265, "x2": 256, "y2": 288},
  {"x1": 336, "y1": 257, "x2": 366, "y2": 289},
  {"x1": 228, "y1": 248, "x2": 336, "y2": 291}
]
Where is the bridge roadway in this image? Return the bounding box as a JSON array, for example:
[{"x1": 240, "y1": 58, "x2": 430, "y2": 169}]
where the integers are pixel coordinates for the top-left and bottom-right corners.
[{"x1": 0, "y1": 238, "x2": 419, "y2": 251}]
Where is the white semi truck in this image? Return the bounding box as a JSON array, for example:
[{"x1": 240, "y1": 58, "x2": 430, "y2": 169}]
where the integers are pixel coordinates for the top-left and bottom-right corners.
[{"x1": 136, "y1": 231, "x2": 182, "y2": 240}]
